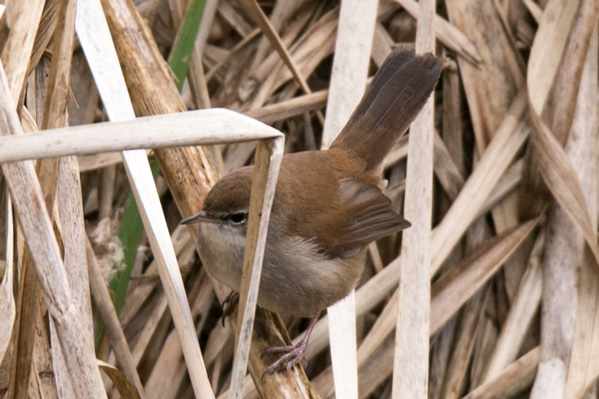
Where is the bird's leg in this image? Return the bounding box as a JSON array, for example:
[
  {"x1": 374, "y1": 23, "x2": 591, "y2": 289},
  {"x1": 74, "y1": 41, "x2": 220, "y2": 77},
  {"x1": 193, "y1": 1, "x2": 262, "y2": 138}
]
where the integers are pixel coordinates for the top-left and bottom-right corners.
[
  {"x1": 220, "y1": 291, "x2": 239, "y2": 327},
  {"x1": 262, "y1": 310, "x2": 322, "y2": 375}
]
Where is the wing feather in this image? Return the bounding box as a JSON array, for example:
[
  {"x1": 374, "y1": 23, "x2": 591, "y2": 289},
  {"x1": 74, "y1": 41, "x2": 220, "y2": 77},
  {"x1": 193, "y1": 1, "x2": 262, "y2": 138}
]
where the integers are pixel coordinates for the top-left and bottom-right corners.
[{"x1": 327, "y1": 179, "x2": 410, "y2": 257}]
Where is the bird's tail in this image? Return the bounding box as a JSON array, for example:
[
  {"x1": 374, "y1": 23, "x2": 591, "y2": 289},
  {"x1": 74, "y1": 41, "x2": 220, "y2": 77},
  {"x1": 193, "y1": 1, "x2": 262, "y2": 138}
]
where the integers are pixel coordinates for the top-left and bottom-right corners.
[{"x1": 330, "y1": 47, "x2": 443, "y2": 172}]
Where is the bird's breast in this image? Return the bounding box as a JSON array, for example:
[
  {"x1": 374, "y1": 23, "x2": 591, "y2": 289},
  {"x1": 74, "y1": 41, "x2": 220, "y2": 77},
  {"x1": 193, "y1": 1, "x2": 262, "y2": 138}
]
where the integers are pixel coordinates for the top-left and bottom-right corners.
[{"x1": 196, "y1": 222, "x2": 246, "y2": 293}]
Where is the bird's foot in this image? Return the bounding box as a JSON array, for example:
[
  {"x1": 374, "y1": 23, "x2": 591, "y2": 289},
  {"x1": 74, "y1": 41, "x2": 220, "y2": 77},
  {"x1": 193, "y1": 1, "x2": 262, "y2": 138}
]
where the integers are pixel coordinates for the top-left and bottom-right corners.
[
  {"x1": 220, "y1": 291, "x2": 239, "y2": 327},
  {"x1": 262, "y1": 341, "x2": 308, "y2": 375},
  {"x1": 261, "y1": 311, "x2": 321, "y2": 376}
]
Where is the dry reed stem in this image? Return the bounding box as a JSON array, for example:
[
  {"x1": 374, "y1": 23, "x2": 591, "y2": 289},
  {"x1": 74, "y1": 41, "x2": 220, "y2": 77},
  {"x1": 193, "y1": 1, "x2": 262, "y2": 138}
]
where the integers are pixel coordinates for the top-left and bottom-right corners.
[
  {"x1": 562, "y1": 23, "x2": 599, "y2": 399},
  {"x1": 55, "y1": 153, "x2": 95, "y2": 385},
  {"x1": 7, "y1": 226, "x2": 45, "y2": 399},
  {"x1": 462, "y1": 347, "x2": 541, "y2": 399},
  {"x1": 440, "y1": 287, "x2": 489, "y2": 399},
  {"x1": 237, "y1": 0, "x2": 314, "y2": 102},
  {"x1": 1, "y1": 16, "x2": 42, "y2": 398},
  {"x1": 526, "y1": 2, "x2": 599, "y2": 397},
  {"x1": 48, "y1": 6, "x2": 95, "y2": 390},
  {"x1": 243, "y1": 7, "x2": 337, "y2": 112},
  {"x1": 395, "y1": 0, "x2": 482, "y2": 65},
  {"x1": 0, "y1": 62, "x2": 107, "y2": 399},
  {"x1": 229, "y1": 137, "x2": 283, "y2": 398},
  {"x1": 432, "y1": 131, "x2": 465, "y2": 200},
  {"x1": 119, "y1": 226, "x2": 192, "y2": 325},
  {"x1": 446, "y1": 0, "x2": 525, "y2": 150},
  {"x1": 248, "y1": 0, "x2": 303, "y2": 72},
  {"x1": 29, "y1": 1, "x2": 60, "y2": 78},
  {"x1": 431, "y1": 92, "x2": 529, "y2": 274},
  {"x1": 446, "y1": 0, "x2": 526, "y2": 316},
  {"x1": 430, "y1": 218, "x2": 539, "y2": 335},
  {"x1": 87, "y1": 238, "x2": 145, "y2": 396},
  {"x1": 320, "y1": 0, "x2": 377, "y2": 397},
  {"x1": 392, "y1": 0, "x2": 435, "y2": 397},
  {"x1": 0, "y1": 0, "x2": 44, "y2": 105},
  {"x1": 450, "y1": 217, "x2": 492, "y2": 394},
  {"x1": 481, "y1": 232, "x2": 543, "y2": 383},
  {"x1": 0, "y1": 110, "x2": 286, "y2": 163},
  {"x1": 246, "y1": 89, "x2": 328, "y2": 124},
  {"x1": 429, "y1": 56, "x2": 465, "y2": 399},
  {"x1": 7, "y1": 0, "x2": 84, "y2": 397},
  {"x1": 0, "y1": 192, "x2": 13, "y2": 363}
]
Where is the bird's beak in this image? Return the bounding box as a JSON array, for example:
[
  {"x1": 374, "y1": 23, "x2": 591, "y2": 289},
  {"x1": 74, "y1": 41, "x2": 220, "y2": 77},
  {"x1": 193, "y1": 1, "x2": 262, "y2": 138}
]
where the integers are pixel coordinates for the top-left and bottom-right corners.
[{"x1": 181, "y1": 210, "x2": 212, "y2": 225}]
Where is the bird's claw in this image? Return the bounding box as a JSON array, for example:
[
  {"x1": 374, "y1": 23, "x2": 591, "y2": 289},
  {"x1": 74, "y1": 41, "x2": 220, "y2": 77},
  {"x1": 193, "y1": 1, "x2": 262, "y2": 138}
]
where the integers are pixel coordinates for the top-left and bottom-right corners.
[
  {"x1": 261, "y1": 341, "x2": 308, "y2": 376},
  {"x1": 220, "y1": 291, "x2": 239, "y2": 327}
]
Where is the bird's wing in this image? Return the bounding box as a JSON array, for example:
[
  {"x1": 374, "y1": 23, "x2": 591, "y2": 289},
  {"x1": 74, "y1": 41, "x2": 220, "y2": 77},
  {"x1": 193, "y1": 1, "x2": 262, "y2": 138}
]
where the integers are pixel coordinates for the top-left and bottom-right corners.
[{"x1": 326, "y1": 178, "x2": 410, "y2": 258}]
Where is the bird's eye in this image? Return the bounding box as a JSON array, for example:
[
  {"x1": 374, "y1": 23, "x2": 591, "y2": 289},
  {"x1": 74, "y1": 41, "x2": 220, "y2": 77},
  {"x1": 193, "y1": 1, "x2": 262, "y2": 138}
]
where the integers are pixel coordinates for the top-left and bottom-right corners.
[{"x1": 228, "y1": 212, "x2": 248, "y2": 225}]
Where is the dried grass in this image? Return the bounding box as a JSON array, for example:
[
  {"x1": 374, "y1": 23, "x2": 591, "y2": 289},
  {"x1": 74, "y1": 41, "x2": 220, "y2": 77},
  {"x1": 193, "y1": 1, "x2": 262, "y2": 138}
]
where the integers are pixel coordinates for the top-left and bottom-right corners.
[{"x1": 0, "y1": 0, "x2": 598, "y2": 398}]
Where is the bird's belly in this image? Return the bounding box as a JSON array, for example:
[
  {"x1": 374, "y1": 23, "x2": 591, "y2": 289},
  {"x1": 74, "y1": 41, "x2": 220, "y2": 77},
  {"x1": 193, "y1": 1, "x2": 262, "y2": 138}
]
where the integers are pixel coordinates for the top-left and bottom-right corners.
[
  {"x1": 197, "y1": 224, "x2": 366, "y2": 316},
  {"x1": 258, "y1": 237, "x2": 367, "y2": 316}
]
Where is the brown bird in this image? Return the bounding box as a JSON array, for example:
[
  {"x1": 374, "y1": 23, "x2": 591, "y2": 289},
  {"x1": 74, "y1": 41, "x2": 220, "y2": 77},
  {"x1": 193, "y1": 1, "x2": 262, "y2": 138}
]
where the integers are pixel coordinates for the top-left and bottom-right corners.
[{"x1": 182, "y1": 47, "x2": 442, "y2": 373}]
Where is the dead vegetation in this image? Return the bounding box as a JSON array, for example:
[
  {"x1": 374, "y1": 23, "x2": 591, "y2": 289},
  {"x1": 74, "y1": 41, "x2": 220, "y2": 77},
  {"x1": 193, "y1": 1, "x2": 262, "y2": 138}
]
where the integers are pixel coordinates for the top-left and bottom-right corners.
[{"x1": 0, "y1": 0, "x2": 598, "y2": 398}]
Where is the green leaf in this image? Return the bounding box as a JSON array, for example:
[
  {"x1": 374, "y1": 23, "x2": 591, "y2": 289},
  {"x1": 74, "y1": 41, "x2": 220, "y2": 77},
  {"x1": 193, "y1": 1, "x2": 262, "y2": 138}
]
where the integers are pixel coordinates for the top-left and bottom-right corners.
[{"x1": 168, "y1": 0, "x2": 207, "y2": 91}]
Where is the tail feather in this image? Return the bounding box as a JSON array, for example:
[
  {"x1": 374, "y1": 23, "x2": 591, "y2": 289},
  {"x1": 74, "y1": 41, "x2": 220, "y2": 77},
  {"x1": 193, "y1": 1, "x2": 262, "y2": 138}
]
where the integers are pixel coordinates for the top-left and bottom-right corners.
[{"x1": 330, "y1": 47, "x2": 443, "y2": 172}]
